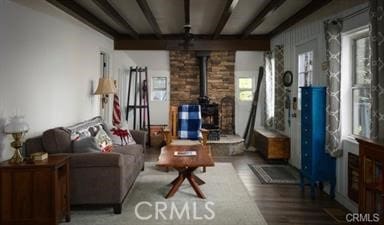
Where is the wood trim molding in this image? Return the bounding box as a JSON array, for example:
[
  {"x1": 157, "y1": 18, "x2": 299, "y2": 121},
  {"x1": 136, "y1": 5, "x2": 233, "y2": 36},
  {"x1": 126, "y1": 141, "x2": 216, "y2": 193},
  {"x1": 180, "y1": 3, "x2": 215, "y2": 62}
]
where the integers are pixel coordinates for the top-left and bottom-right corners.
[
  {"x1": 268, "y1": 0, "x2": 332, "y2": 37},
  {"x1": 114, "y1": 37, "x2": 270, "y2": 51},
  {"x1": 241, "y1": 0, "x2": 286, "y2": 39},
  {"x1": 212, "y1": 0, "x2": 239, "y2": 39},
  {"x1": 136, "y1": 0, "x2": 162, "y2": 39},
  {"x1": 47, "y1": 0, "x2": 118, "y2": 39},
  {"x1": 92, "y1": 0, "x2": 139, "y2": 39}
]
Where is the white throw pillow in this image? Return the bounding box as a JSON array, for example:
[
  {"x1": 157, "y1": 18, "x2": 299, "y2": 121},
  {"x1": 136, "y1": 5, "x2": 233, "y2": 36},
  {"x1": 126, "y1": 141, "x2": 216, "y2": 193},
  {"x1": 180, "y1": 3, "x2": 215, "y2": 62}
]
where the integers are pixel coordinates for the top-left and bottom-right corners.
[{"x1": 107, "y1": 125, "x2": 136, "y2": 146}]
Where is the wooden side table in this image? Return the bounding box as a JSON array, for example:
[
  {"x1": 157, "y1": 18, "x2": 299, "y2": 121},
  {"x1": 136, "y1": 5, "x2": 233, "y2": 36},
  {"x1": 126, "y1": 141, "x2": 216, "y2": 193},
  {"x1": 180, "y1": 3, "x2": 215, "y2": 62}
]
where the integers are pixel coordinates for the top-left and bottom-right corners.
[{"x1": 0, "y1": 155, "x2": 70, "y2": 225}]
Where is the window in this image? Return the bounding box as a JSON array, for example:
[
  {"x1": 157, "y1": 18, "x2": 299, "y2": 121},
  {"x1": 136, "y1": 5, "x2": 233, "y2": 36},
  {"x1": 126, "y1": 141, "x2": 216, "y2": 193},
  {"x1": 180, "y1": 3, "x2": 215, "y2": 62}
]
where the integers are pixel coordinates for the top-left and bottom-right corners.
[
  {"x1": 352, "y1": 36, "x2": 371, "y2": 137},
  {"x1": 151, "y1": 77, "x2": 167, "y2": 101},
  {"x1": 238, "y1": 78, "x2": 253, "y2": 101},
  {"x1": 297, "y1": 51, "x2": 313, "y2": 110}
]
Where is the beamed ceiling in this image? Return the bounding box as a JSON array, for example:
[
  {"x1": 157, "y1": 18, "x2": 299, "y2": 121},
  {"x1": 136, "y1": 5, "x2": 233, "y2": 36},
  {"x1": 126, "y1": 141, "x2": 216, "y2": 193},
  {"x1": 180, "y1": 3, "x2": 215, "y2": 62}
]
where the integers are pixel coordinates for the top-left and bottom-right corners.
[{"x1": 47, "y1": 0, "x2": 335, "y2": 51}]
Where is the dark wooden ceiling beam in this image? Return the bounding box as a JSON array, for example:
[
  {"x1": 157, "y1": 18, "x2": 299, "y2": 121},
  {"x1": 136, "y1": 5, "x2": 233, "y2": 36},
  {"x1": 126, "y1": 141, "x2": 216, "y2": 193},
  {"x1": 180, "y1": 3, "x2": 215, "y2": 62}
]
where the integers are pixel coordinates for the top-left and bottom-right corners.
[
  {"x1": 114, "y1": 36, "x2": 270, "y2": 51},
  {"x1": 136, "y1": 0, "x2": 162, "y2": 39},
  {"x1": 241, "y1": 0, "x2": 286, "y2": 39},
  {"x1": 184, "y1": 0, "x2": 190, "y2": 25},
  {"x1": 268, "y1": 0, "x2": 332, "y2": 37},
  {"x1": 92, "y1": 0, "x2": 139, "y2": 39},
  {"x1": 212, "y1": 0, "x2": 239, "y2": 39},
  {"x1": 47, "y1": 0, "x2": 118, "y2": 39}
]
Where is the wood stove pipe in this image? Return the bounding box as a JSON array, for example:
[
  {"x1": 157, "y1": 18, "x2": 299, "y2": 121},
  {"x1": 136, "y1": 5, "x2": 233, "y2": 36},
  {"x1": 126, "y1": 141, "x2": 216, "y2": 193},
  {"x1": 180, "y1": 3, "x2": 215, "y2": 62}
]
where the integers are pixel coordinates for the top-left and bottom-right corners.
[{"x1": 196, "y1": 51, "x2": 210, "y2": 103}]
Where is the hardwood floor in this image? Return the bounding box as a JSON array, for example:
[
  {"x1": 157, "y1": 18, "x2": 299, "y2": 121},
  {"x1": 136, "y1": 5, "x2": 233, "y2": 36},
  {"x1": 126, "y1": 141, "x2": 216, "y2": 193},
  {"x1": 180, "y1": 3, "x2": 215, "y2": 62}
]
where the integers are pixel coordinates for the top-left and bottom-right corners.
[{"x1": 145, "y1": 147, "x2": 352, "y2": 225}]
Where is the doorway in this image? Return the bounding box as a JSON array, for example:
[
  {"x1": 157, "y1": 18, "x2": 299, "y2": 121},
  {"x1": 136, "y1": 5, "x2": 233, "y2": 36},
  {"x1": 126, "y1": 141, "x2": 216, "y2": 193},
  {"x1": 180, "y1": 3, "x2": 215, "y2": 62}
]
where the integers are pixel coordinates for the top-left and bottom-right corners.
[{"x1": 291, "y1": 38, "x2": 318, "y2": 168}]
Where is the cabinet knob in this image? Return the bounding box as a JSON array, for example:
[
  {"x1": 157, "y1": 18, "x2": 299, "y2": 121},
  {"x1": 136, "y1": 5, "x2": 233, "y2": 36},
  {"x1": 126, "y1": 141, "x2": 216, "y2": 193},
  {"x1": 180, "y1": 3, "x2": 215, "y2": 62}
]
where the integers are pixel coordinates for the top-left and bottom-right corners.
[
  {"x1": 304, "y1": 153, "x2": 308, "y2": 157},
  {"x1": 305, "y1": 141, "x2": 308, "y2": 144},
  {"x1": 304, "y1": 166, "x2": 308, "y2": 169}
]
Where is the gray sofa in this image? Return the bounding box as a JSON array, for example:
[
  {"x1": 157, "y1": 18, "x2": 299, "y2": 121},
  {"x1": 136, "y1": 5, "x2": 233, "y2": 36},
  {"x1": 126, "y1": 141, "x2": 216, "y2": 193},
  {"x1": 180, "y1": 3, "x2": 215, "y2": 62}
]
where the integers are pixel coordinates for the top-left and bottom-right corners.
[{"x1": 25, "y1": 117, "x2": 146, "y2": 214}]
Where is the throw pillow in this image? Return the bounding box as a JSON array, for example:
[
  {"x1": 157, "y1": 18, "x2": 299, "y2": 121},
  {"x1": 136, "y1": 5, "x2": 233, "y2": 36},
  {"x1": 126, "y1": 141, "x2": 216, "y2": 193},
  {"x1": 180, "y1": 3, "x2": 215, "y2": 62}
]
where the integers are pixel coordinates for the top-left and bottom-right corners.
[
  {"x1": 95, "y1": 128, "x2": 113, "y2": 152},
  {"x1": 42, "y1": 127, "x2": 72, "y2": 154},
  {"x1": 109, "y1": 127, "x2": 136, "y2": 146},
  {"x1": 72, "y1": 137, "x2": 101, "y2": 153}
]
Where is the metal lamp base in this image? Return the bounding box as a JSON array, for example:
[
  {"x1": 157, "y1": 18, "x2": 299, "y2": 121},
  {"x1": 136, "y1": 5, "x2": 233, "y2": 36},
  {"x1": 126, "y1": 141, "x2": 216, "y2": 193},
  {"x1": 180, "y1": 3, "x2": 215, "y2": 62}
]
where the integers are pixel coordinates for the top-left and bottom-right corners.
[{"x1": 9, "y1": 133, "x2": 24, "y2": 164}]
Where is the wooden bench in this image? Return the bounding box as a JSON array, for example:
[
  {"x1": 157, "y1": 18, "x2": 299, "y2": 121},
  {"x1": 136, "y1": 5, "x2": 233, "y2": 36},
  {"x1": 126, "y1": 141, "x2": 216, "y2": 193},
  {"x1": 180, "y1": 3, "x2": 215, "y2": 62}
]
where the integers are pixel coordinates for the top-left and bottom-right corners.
[{"x1": 254, "y1": 128, "x2": 290, "y2": 160}]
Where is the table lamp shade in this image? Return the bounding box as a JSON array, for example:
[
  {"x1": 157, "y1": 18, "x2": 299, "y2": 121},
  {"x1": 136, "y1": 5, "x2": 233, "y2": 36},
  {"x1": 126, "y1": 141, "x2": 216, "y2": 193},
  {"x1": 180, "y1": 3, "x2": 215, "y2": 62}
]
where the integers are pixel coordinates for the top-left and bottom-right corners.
[
  {"x1": 95, "y1": 78, "x2": 116, "y2": 95},
  {"x1": 4, "y1": 116, "x2": 29, "y2": 134}
]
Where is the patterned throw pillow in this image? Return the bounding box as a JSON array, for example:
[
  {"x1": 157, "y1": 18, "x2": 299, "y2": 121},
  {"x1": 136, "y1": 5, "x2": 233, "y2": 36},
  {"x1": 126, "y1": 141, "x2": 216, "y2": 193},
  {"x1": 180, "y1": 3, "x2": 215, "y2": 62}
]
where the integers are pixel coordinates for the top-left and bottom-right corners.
[
  {"x1": 109, "y1": 127, "x2": 136, "y2": 146},
  {"x1": 95, "y1": 128, "x2": 113, "y2": 152}
]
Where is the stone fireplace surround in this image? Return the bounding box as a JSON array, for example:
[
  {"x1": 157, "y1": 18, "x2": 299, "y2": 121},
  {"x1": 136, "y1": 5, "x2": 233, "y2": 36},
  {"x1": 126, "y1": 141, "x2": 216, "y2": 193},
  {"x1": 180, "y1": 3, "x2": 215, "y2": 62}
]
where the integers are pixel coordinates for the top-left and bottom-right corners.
[{"x1": 169, "y1": 50, "x2": 235, "y2": 135}]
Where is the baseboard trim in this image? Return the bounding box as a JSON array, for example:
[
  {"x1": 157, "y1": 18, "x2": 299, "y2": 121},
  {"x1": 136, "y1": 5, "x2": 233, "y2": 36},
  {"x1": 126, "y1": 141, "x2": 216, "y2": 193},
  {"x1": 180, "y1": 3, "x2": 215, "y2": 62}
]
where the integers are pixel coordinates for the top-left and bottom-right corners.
[{"x1": 335, "y1": 191, "x2": 358, "y2": 212}]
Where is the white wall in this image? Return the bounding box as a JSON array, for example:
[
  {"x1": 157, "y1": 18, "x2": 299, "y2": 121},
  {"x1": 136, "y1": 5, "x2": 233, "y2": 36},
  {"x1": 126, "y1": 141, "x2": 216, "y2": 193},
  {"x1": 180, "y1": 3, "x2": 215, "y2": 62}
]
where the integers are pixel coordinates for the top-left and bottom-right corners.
[
  {"x1": 235, "y1": 51, "x2": 265, "y2": 137},
  {"x1": 270, "y1": 1, "x2": 369, "y2": 212},
  {"x1": 115, "y1": 51, "x2": 170, "y2": 128},
  {"x1": 0, "y1": 0, "x2": 115, "y2": 161}
]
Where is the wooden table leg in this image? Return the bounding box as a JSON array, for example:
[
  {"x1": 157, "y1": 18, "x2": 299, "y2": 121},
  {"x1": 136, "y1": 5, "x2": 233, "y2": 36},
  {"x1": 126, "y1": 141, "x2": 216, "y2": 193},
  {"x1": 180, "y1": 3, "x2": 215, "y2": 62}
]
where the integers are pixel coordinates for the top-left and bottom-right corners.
[
  {"x1": 166, "y1": 167, "x2": 207, "y2": 199},
  {"x1": 192, "y1": 174, "x2": 205, "y2": 185},
  {"x1": 186, "y1": 173, "x2": 206, "y2": 199},
  {"x1": 165, "y1": 174, "x2": 185, "y2": 198}
]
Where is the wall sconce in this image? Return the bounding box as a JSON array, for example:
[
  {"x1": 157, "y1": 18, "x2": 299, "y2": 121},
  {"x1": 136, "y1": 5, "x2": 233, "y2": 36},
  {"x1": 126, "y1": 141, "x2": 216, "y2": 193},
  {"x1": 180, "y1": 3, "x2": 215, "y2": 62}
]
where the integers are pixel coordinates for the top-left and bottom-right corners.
[
  {"x1": 4, "y1": 115, "x2": 29, "y2": 164},
  {"x1": 94, "y1": 78, "x2": 116, "y2": 108}
]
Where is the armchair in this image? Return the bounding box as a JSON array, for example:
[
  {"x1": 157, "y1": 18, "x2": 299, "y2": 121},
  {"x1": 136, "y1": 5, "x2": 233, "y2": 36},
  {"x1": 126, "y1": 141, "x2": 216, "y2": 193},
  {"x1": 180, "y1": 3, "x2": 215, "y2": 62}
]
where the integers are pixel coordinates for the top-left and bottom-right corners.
[{"x1": 162, "y1": 104, "x2": 210, "y2": 172}]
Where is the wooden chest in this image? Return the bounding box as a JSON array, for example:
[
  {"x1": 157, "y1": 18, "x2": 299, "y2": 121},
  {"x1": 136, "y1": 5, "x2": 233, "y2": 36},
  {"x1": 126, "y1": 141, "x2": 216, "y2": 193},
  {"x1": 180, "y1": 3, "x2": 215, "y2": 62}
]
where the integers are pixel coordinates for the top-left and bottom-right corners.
[{"x1": 254, "y1": 129, "x2": 290, "y2": 160}]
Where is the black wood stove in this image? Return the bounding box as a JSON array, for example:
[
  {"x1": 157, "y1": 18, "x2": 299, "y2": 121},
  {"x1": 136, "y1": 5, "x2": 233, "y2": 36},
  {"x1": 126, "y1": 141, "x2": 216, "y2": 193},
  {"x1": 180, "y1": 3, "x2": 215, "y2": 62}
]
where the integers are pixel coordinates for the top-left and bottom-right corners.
[{"x1": 196, "y1": 52, "x2": 220, "y2": 140}]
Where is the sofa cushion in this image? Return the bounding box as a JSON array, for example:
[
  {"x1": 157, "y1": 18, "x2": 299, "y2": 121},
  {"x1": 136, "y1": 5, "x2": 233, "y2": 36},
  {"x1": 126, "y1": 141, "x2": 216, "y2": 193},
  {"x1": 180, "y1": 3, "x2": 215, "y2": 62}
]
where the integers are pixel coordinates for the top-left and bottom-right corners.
[
  {"x1": 69, "y1": 152, "x2": 122, "y2": 168},
  {"x1": 42, "y1": 128, "x2": 72, "y2": 154},
  {"x1": 73, "y1": 137, "x2": 100, "y2": 153},
  {"x1": 113, "y1": 144, "x2": 143, "y2": 155}
]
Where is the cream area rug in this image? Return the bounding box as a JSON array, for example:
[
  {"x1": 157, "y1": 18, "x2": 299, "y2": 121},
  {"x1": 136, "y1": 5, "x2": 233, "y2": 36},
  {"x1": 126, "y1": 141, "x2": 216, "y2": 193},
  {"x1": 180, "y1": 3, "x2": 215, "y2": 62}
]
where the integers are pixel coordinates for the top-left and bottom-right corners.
[{"x1": 66, "y1": 162, "x2": 268, "y2": 225}]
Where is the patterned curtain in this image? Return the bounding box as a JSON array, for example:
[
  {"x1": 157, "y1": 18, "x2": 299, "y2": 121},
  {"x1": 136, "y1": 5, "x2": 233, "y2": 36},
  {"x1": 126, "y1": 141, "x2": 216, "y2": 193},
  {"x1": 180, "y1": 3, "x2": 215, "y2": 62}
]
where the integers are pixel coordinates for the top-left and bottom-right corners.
[
  {"x1": 264, "y1": 51, "x2": 274, "y2": 127},
  {"x1": 370, "y1": 0, "x2": 384, "y2": 141},
  {"x1": 324, "y1": 19, "x2": 343, "y2": 157},
  {"x1": 274, "y1": 46, "x2": 285, "y2": 131}
]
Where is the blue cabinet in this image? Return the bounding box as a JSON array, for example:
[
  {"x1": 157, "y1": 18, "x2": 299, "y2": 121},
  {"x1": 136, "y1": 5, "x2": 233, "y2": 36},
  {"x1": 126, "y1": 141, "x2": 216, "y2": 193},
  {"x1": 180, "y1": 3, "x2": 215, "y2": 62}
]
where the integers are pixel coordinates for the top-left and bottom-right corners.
[{"x1": 300, "y1": 87, "x2": 336, "y2": 199}]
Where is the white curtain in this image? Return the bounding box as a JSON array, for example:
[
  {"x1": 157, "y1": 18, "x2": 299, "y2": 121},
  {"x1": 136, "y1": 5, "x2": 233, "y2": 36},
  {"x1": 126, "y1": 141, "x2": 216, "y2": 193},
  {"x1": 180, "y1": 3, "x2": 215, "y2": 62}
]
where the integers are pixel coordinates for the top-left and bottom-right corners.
[{"x1": 264, "y1": 51, "x2": 274, "y2": 127}]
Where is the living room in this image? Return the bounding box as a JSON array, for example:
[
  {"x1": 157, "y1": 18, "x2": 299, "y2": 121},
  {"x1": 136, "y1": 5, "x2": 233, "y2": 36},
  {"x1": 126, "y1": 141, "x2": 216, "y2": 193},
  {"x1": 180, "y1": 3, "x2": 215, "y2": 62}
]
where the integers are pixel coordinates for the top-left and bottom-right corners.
[{"x1": 0, "y1": 0, "x2": 383, "y2": 225}]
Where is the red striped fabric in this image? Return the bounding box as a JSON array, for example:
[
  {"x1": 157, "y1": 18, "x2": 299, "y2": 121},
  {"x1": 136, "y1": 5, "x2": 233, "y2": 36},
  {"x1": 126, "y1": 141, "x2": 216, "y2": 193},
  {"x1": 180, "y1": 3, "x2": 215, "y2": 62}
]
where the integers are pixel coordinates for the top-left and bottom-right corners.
[{"x1": 112, "y1": 94, "x2": 121, "y2": 126}]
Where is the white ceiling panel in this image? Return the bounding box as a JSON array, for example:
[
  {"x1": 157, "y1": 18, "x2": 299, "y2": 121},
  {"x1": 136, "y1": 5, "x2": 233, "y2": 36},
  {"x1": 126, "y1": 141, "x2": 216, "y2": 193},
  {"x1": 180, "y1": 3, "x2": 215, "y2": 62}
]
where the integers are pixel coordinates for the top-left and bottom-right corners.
[
  {"x1": 221, "y1": 0, "x2": 270, "y2": 35},
  {"x1": 252, "y1": 0, "x2": 311, "y2": 34},
  {"x1": 190, "y1": 0, "x2": 227, "y2": 34},
  {"x1": 75, "y1": 0, "x2": 128, "y2": 33},
  {"x1": 147, "y1": 0, "x2": 184, "y2": 34},
  {"x1": 109, "y1": 0, "x2": 153, "y2": 34}
]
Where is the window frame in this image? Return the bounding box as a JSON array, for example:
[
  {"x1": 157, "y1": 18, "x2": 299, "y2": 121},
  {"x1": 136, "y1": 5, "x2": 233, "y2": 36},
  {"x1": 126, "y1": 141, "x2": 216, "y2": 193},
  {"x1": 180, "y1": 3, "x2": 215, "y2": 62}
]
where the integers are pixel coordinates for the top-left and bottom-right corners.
[
  {"x1": 297, "y1": 50, "x2": 314, "y2": 111},
  {"x1": 351, "y1": 34, "x2": 371, "y2": 137},
  {"x1": 238, "y1": 77, "x2": 254, "y2": 102},
  {"x1": 151, "y1": 76, "x2": 168, "y2": 101}
]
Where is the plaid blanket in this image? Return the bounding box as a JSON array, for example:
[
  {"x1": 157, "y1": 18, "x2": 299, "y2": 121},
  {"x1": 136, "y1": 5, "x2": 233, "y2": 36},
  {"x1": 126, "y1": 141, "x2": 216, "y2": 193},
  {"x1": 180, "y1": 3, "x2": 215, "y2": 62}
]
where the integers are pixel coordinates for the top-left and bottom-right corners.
[{"x1": 178, "y1": 105, "x2": 202, "y2": 140}]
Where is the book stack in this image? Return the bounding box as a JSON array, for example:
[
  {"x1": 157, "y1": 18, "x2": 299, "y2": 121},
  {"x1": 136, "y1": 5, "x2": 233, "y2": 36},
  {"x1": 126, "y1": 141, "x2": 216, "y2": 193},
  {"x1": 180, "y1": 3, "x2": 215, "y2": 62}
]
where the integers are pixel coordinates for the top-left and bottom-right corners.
[{"x1": 30, "y1": 152, "x2": 48, "y2": 161}]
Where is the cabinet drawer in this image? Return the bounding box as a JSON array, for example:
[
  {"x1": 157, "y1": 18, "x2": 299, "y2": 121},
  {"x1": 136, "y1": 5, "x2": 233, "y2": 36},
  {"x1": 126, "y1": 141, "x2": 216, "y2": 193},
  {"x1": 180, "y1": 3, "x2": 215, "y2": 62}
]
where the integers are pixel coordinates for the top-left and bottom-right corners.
[
  {"x1": 302, "y1": 151, "x2": 312, "y2": 160},
  {"x1": 302, "y1": 127, "x2": 312, "y2": 134},
  {"x1": 302, "y1": 162, "x2": 312, "y2": 176},
  {"x1": 301, "y1": 101, "x2": 312, "y2": 111}
]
